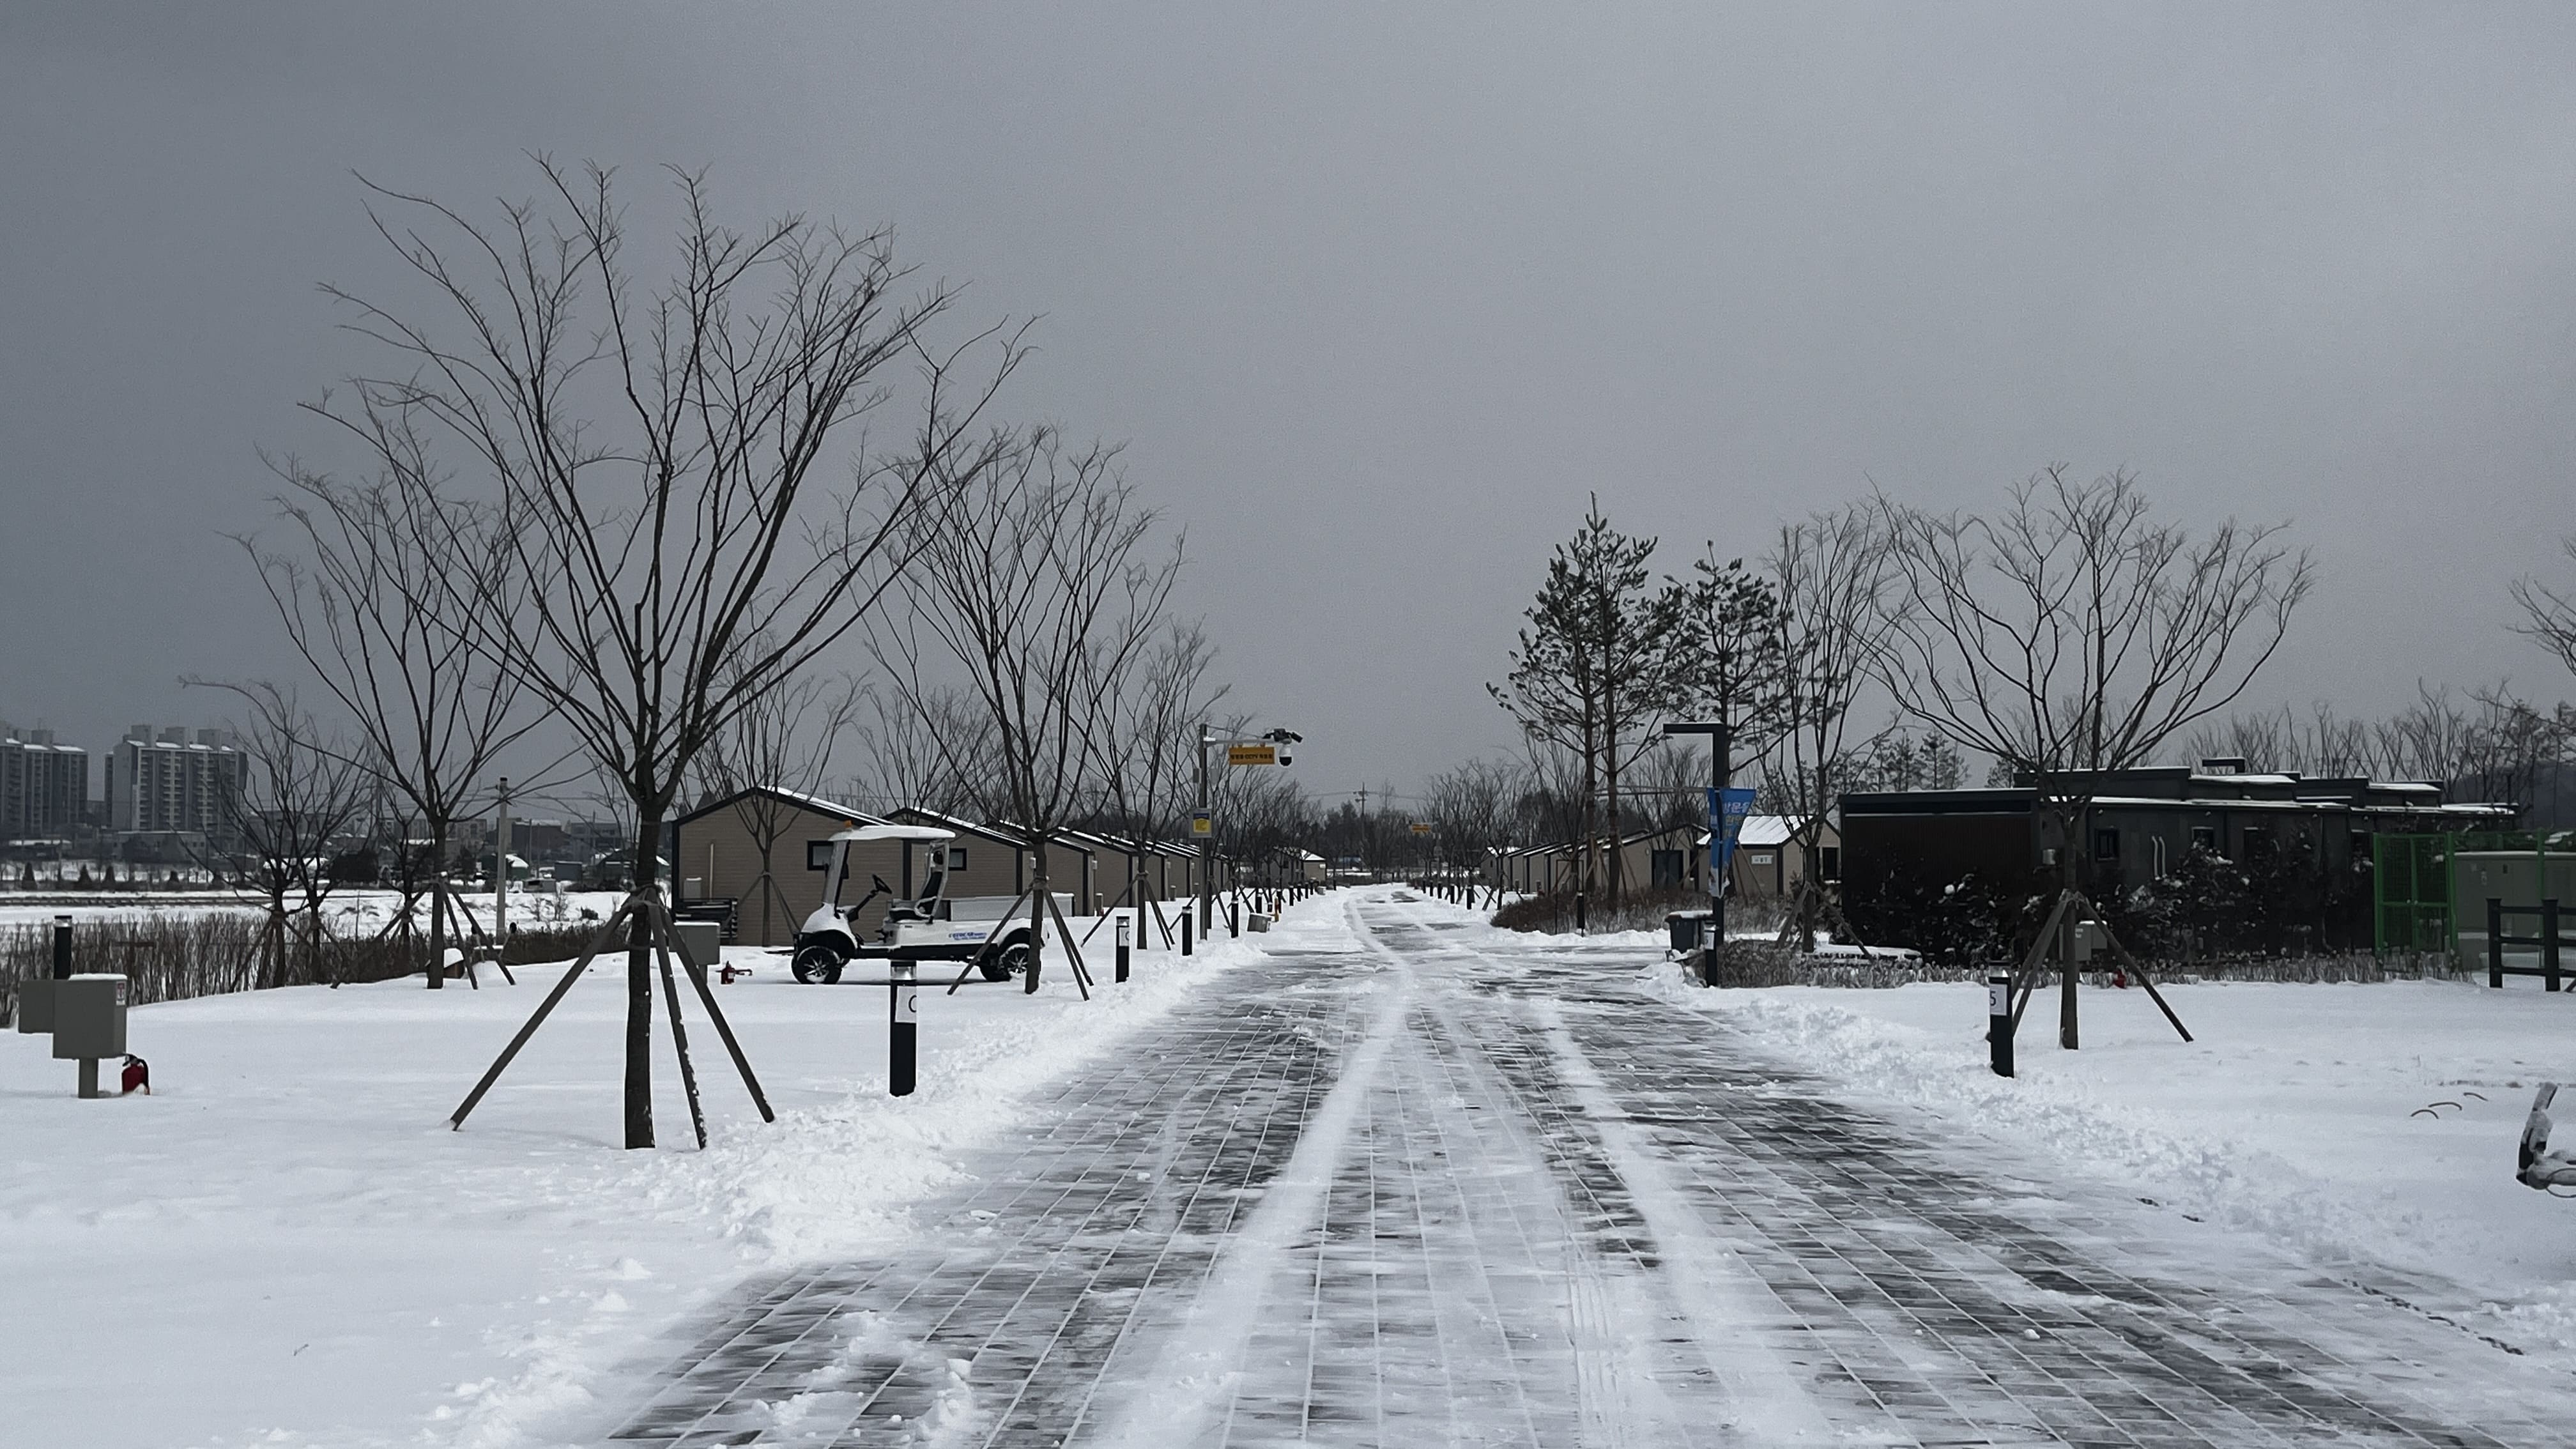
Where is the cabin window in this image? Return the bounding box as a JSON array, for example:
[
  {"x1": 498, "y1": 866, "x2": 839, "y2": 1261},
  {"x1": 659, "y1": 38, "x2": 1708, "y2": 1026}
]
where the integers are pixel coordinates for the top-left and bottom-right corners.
[
  {"x1": 948, "y1": 847, "x2": 968, "y2": 871},
  {"x1": 2093, "y1": 827, "x2": 2120, "y2": 862},
  {"x1": 1818, "y1": 846, "x2": 1841, "y2": 882},
  {"x1": 807, "y1": 841, "x2": 834, "y2": 871},
  {"x1": 2189, "y1": 825, "x2": 2218, "y2": 853},
  {"x1": 1650, "y1": 849, "x2": 1685, "y2": 888}
]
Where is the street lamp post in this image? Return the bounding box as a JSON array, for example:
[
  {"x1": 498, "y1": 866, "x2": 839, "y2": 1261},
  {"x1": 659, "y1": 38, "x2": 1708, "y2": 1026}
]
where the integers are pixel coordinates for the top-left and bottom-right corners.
[{"x1": 1664, "y1": 717, "x2": 1731, "y2": 986}]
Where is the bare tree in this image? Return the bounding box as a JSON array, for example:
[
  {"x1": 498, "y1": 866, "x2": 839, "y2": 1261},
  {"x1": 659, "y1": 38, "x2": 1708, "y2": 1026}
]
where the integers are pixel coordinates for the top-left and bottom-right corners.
[
  {"x1": 1622, "y1": 738, "x2": 1708, "y2": 836},
  {"x1": 247, "y1": 419, "x2": 541, "y2": 991},
  {"x1": 2177, "y1": 700, "x2": 2375, "y2": 778},
  {"x1": 1422, "y1": 757, "x2": 1517, "y2": 887},
  {"x1": 689, "y1": 654, "x2": 860, "y2": 946},
  {"x1": 1763, "y1": 507, "x2": 1897, "y2": 951},
  {"x1": 1087, "y1": 622, "x2": 1228, "y2": 923},
  {"x1": 871, "y1": 425, "x2": 1181, "y2": 992},
  {"x1": 1878, "y1": 466, "x2": 2312, "y2": 1045},
  {"x1": 324, "y1": 158, "x2": 1013, "y2": 1148},
  {"x1": 200, "y1": 684, "x2": 369, "y2": 989},
  {"x1": 2514, "y1": 533, "x2": 2576, "y2": 680},
  {"x1": 845, "y1": 683, "x2": 991, "y2": 818}
]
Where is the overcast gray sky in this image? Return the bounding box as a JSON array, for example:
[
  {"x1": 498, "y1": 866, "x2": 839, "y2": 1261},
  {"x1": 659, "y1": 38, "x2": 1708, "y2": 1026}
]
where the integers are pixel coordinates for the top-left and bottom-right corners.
[{"x1": 4, "y1": 3, "x2": 2573, "y2": 804}]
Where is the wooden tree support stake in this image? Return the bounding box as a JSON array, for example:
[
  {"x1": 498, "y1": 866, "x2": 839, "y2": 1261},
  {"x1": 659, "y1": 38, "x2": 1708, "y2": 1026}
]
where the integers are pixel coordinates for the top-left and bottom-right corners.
[
  {"x1": 448, "y1": 899, "x2": 637, "y2": 1130},
  {"x1": 448, "y1": 891, "x2": 778, "y2": 1144}
]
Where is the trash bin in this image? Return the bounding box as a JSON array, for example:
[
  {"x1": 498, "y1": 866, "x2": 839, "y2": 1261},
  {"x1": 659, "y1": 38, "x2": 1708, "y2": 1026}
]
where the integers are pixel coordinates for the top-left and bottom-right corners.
[{"x1": 1666, "y1": 910, "x2": 1713, "y2": 954}]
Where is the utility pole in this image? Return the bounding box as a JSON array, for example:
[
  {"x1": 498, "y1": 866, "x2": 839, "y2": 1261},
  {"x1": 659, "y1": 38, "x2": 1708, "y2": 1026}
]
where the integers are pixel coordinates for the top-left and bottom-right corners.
[{"x1": 491, "y1": 776, "x2": 511, "y2": 954}]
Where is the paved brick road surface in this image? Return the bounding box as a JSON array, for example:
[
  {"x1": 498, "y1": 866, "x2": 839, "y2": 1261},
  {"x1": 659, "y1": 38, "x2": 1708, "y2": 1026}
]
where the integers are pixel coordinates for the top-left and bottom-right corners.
[{"x1": 602, "y1": 892, "x2": 2568, "y2": 1447}]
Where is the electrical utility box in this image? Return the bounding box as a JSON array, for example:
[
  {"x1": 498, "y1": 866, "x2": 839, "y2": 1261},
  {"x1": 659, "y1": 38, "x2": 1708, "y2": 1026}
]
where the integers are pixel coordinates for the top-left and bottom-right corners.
[
  {"x1": 52, "y1": 974, "x2": 128, "y2": 1061},
  {"x1": 15, "y1": 976, "x2": 57, "y2": 1034},
  {"x1": 671, "y1": 920, "x2": 723, "y2": 972}
]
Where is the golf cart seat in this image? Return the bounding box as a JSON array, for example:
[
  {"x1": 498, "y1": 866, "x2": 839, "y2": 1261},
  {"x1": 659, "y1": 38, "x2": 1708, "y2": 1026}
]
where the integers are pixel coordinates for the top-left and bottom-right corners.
[{"x1": 884, "y1": 865, "x2": 949, "y2": 926}]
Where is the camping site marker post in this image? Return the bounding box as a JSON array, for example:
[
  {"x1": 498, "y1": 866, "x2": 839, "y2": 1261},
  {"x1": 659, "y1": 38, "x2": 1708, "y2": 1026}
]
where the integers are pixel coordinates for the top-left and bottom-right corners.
[
  {"x1": 1988, "y1": 970, "x2": 2014, "y2": 1078},
  {"x1": 1181, "y1": 913, "x2": 1193, "y2": 956},
  {"x1": 1116, "y1": 912, "x2": 1131, "y2": 984},
  {"x1": 890, "y1": 961, "x2": 917, "y2": 1098},
  {"x1": 53, "y1": 913, "x2": 72, "y2": 978}
]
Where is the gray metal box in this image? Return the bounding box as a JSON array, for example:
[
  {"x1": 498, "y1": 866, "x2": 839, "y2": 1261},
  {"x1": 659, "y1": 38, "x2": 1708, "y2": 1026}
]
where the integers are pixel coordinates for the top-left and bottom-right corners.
[
  {"x1": 52, "y1": 974, "x2": 128, "y2": 1060},
  {"x1": 14, "y1": 976, "x2": 56, "y2": 1034},
  {"x1": 670, "y1": 921, "x2": 723, "y2": 971}
]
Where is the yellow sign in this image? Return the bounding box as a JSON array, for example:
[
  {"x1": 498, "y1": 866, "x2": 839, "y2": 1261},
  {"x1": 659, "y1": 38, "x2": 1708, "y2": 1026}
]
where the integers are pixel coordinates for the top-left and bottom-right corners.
[
  {"x1": 1190, "y1": 810, "x2": 1213, "y2": 836},
  {"x1": 1409, "y1": 822, "x2": 1434, "y2": 835},
  {"x1": 1226, "y1": 744, "x2": 1278, "y2": 767}
]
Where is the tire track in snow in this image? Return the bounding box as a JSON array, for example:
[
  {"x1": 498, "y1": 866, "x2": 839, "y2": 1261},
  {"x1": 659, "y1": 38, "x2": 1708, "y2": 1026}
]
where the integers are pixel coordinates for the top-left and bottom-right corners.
[
  {"x1": 1370, "y1": 895, "x2": 1837, "y2": 1446},
  {"x1": 1077, "y1": 930, "x2": 1412, "y2": 1448}
]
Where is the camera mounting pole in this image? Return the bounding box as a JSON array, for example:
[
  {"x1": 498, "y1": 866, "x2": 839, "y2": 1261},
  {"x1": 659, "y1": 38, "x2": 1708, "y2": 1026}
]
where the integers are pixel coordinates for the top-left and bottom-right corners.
[{"x1": 1197, "y1": 724, "x2": 1303, "y2": 935}]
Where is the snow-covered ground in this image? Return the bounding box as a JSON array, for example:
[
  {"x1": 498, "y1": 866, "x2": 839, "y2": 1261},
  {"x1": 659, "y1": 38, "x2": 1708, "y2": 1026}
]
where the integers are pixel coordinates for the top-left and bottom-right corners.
[
  {"x1": 1556, "y1": 924, "x2": 2576, "y2": 1362},
  {"x1": 0, "y1": 910, "x2": 1270, "y2": 1449},
  {"x1": 20, "y1": 889, "x2": 2576, "y2": 1445}
]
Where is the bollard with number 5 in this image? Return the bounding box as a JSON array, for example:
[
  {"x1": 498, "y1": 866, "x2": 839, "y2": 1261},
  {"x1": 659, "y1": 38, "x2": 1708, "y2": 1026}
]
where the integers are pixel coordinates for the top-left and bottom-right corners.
[{"x1": 1987, "y1": 970, "x2": 2014, "y2": 1078}]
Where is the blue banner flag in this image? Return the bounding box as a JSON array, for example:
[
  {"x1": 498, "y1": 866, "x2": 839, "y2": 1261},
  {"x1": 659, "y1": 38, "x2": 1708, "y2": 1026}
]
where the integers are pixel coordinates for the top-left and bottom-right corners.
[{"x1": 1706, "y1": 786, "x2": 1758, "y2": 896}]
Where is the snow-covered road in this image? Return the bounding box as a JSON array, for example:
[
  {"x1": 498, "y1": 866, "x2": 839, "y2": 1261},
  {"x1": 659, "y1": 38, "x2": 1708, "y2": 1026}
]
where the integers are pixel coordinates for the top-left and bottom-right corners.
[{"x1": 601, "y1": 890, "x2": 2570, "y2": 1447}]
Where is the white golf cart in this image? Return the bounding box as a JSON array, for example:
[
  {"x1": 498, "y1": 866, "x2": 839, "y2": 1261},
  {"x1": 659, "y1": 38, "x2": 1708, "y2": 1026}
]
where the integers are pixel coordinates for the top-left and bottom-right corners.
[{"x1": 790, "y1": 823, "x2": 1033, "y2": 985}]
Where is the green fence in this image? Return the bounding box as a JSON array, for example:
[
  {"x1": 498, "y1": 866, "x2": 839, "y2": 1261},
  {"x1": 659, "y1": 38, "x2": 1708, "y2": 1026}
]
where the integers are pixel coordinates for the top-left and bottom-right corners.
[
  {"x1": 2374, "y1": 830, "x2": 2576, "y2": 958},
  {"x1": 2372, "y1": 833, "x2": 2451, "y2": 954}
]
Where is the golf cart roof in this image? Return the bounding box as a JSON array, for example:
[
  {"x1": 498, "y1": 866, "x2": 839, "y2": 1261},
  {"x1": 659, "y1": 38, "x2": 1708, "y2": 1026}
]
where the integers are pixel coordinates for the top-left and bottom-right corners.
[{"x1": 827, "y1": 824, "x2": 956, "y2": 844}]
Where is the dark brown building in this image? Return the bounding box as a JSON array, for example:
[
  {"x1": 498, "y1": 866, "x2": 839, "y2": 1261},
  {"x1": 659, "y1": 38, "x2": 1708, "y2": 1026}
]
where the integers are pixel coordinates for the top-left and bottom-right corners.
[{"x1": 1841, "y1": 761, "x2": 2517, "y2": 957}]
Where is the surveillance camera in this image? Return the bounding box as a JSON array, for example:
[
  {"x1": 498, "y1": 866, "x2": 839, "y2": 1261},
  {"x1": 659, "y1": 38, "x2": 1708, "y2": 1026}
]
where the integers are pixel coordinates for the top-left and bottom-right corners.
[{"x1": 1277, "y1": 749, "x2": 1294, "y2": 767}]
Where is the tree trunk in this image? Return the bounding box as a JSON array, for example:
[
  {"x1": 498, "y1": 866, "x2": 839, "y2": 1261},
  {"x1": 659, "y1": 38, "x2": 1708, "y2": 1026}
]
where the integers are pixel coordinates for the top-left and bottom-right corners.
[
  {"x1": 625, "y1": 813, "x2": 660, "y2": 1149},
  {"x1": 264, "y1": 904, "x2": 289, "y2": 991},
  {"x1": 1604, "y1": 712, "x2": 1624, "y2": 908},
  {"x1": 1024, "y1": 836, "x2": 1050, "y2": 993},
  {"x1": 426, "y1": 824, "x2": 448, "y2": 990}
]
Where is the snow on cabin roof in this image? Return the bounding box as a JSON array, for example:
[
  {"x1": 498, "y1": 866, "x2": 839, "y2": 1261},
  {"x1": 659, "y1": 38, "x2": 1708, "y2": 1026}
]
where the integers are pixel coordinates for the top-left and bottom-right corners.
[
  {"x1": 1738, "y1": 815, "x2": 1799, "y2": 847},
  {"x1": 1689, "y1": 816, "x2": 1822, "y2": 848},
  {"x1": 674, "y1": 784, "x2": 882, "y2": 828},
  {"x1": 764, "y1": 785, "x2": 875, "y2": 818}
]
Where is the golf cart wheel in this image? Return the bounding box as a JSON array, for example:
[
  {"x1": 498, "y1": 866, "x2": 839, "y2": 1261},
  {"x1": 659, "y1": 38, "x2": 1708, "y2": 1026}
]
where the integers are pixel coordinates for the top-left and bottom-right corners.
[
  {"x1": 792, "y1": 944, "x2": 847, "y2": 985},
  {"x1": 978, "y1": 933, "x2": 1032, "y2": 982}
]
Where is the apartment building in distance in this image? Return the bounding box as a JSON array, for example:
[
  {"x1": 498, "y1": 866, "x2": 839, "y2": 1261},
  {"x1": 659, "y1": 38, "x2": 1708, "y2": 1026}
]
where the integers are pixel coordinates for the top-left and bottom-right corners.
[
  {"x1": 0, "y1": 724, "x2": 89, "y2": 842},
  {"x1": 107, "y1": 726, "x2": 250, "y2": 839}
]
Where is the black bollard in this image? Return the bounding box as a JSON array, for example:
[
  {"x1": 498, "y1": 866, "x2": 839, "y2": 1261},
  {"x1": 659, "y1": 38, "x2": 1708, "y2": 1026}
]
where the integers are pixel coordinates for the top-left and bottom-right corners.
[
  {"x1": 54, "y1": 913, "x2": 73, "y2": 979},
  {"x1": 1228, "y1": 900, "x2": 1239, "y2": 939},
  {"x1": 1988, "y1": 970, "x2": 2014, "y2": 1078},
  {"x1": 1181, "y1": 914, "x2": 1193, "y2": 956},
  {"x1": 891, "y1": 962, "x2": 917, "y2": 1096},
  {"x1": 1574, "y1": 893, "x2": 1588, "y2": 932},
  {"x1": 1116, "y1": 913, "x2": 1132, "y2": 984}
]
